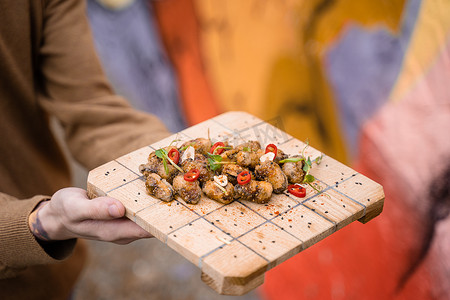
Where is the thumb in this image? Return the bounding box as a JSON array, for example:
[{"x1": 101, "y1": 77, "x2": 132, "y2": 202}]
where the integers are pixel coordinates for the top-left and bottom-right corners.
[{"x1": 76, "y1": 196, "x2": 126, "y2": 220}]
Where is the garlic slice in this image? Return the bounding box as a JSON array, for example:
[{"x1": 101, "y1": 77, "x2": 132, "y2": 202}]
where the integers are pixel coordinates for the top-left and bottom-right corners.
[
  {"x1": 260, "y1": 152, "x2": 275, "y2": 163},
  {"x1": 181, "y1": 146, "x2": 195, "y2": 162},
  {"x1": 214, "y1": 175, "x2": 228, "y2": 187}
]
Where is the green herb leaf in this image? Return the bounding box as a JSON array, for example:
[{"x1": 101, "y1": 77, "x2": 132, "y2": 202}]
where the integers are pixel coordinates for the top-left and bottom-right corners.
[
  {"x1": 208, "y1": 158, "x2": 221, "y2": 171},
  {"x1": 155, "y1": 148, "x2": 167, "y2": 159},
  {"x1": 207, "y1": 153, "x2": 223, "y2": 171},
  {"x1": 302, "y1": 163, "x2": 310, "y2": 173},
  {"x1": 162, "y1": 158, "x2": 169, "y2": 175},
  {"x1": 304, "y1": 174, "x2": 315, "y2": 183},
  {"x1": 306, "y1": 156, "x2": 312, "y2": 167},
  {"x1": 315, "y1": 154, "x2": 323, "y2": 165},
  {"x1": 207, "y1": 153, "x2": 222, "y2": 161}
]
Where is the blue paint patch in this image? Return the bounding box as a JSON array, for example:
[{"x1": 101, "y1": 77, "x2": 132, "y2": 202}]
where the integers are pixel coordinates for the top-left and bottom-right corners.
[
  {"x1": 87, "y1": 0, "x2": 187, "y2": 132},
  {"x1": 325, "y1": 0, "x2": 422, "y2": 157}
]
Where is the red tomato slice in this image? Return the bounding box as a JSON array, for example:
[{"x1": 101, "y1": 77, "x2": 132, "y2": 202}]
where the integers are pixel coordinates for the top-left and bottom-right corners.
[
  {"x1": 184, "y1": 169, "x2": 200, "y2": 182},
  {"x1": 168, "y1": 148, "x2": 180, "y2": 164},
  {"x1": 288, "y1": 184, "x2": 306, "y2": 198},
  {"x1": 237, "y1": 170, "x2": 251, "y2": 185}
]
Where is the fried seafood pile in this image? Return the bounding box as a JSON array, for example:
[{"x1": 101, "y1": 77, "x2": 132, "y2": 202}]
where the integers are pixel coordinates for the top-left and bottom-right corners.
[{"x1": 139, "y1": 138, "x2": 314, "y2": 205}]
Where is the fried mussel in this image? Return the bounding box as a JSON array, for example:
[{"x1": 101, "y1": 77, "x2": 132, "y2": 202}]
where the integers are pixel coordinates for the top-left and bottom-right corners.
[{"x1": 139, "y1": 138, "x2": 311, "y2": 205}]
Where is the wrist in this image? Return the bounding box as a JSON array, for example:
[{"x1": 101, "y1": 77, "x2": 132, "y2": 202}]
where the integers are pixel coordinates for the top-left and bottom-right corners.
[{"x1": 28, "y1": 199, "x2": 52, "y2": 242}]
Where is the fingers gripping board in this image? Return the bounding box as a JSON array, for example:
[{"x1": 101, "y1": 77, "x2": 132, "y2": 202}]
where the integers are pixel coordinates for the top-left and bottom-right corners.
[{"x1": 87, "y1": 111, "x2": 385, "y2": 295}]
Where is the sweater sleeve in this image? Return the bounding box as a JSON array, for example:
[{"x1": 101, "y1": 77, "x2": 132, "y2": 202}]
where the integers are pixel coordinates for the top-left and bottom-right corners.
[
  {"x1": 37, "y1": 0, "x2": 172, "y2": 170},
  {"x1": 0, "y1": 193, "x2": 76, "y2": 279}
]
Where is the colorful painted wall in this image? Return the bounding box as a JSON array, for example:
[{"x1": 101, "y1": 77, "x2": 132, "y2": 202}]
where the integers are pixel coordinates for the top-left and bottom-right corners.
[{"x1": 88, "y1": 0, "x2": 450, "y2": 298}]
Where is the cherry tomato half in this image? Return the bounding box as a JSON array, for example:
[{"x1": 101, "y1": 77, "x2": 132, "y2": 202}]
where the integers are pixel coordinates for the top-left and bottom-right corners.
[
  {"x1": 168, "y1": 148, "x2": 180, "y2": 164},
  {"x1": 184, "y1": 169, "x2": 200, "y2": 182},
  {"x1": 237, "y1": 170, "x2": 251, "y2": 185},
  {"x1": 288, "y1": 184, "x2": 306, "y2": 198},
  {"x1": 265, "y1": 143, "x2": 278, "y2": 157},
  {"x1": 210, "y1": 142, "x2": 225, "y2": 155}
]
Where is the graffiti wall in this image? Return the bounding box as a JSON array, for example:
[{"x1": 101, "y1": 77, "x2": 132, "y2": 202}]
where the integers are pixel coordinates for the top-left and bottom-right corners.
[{"x1": 87, "y1": 0, "x2": 450, "y2": 298}]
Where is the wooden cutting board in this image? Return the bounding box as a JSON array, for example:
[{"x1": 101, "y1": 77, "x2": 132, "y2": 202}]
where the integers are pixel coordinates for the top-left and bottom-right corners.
[{"x1": 87, "y1": 111, "x2": 384, "y2": 295}]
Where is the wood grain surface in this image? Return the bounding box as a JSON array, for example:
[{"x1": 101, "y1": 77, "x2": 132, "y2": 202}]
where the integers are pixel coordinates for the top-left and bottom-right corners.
[{"x1": 87, "y1": 111, "x2": 385, "y2": 295}]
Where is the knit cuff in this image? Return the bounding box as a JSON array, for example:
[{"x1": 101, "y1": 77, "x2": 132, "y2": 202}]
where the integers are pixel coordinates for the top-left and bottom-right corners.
[{"x1": 0, "y1": 195, "x2": 77, "y2": 269}]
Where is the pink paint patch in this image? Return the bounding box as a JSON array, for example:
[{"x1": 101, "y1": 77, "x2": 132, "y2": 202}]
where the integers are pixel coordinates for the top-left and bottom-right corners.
[{"x1": 262, "y1": 36, "x2": 450, "y2": 300}]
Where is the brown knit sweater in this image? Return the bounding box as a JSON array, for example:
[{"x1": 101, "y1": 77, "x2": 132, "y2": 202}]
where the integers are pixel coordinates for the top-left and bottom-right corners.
[{"x1": 0, "y1": 1, "x2": 170, "y2": 299}]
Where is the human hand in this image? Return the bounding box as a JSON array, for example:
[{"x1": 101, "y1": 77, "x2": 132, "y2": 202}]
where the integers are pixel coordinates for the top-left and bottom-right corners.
[{"x1": 28, "y1": 187, "x2": 152, "y2": 245}]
